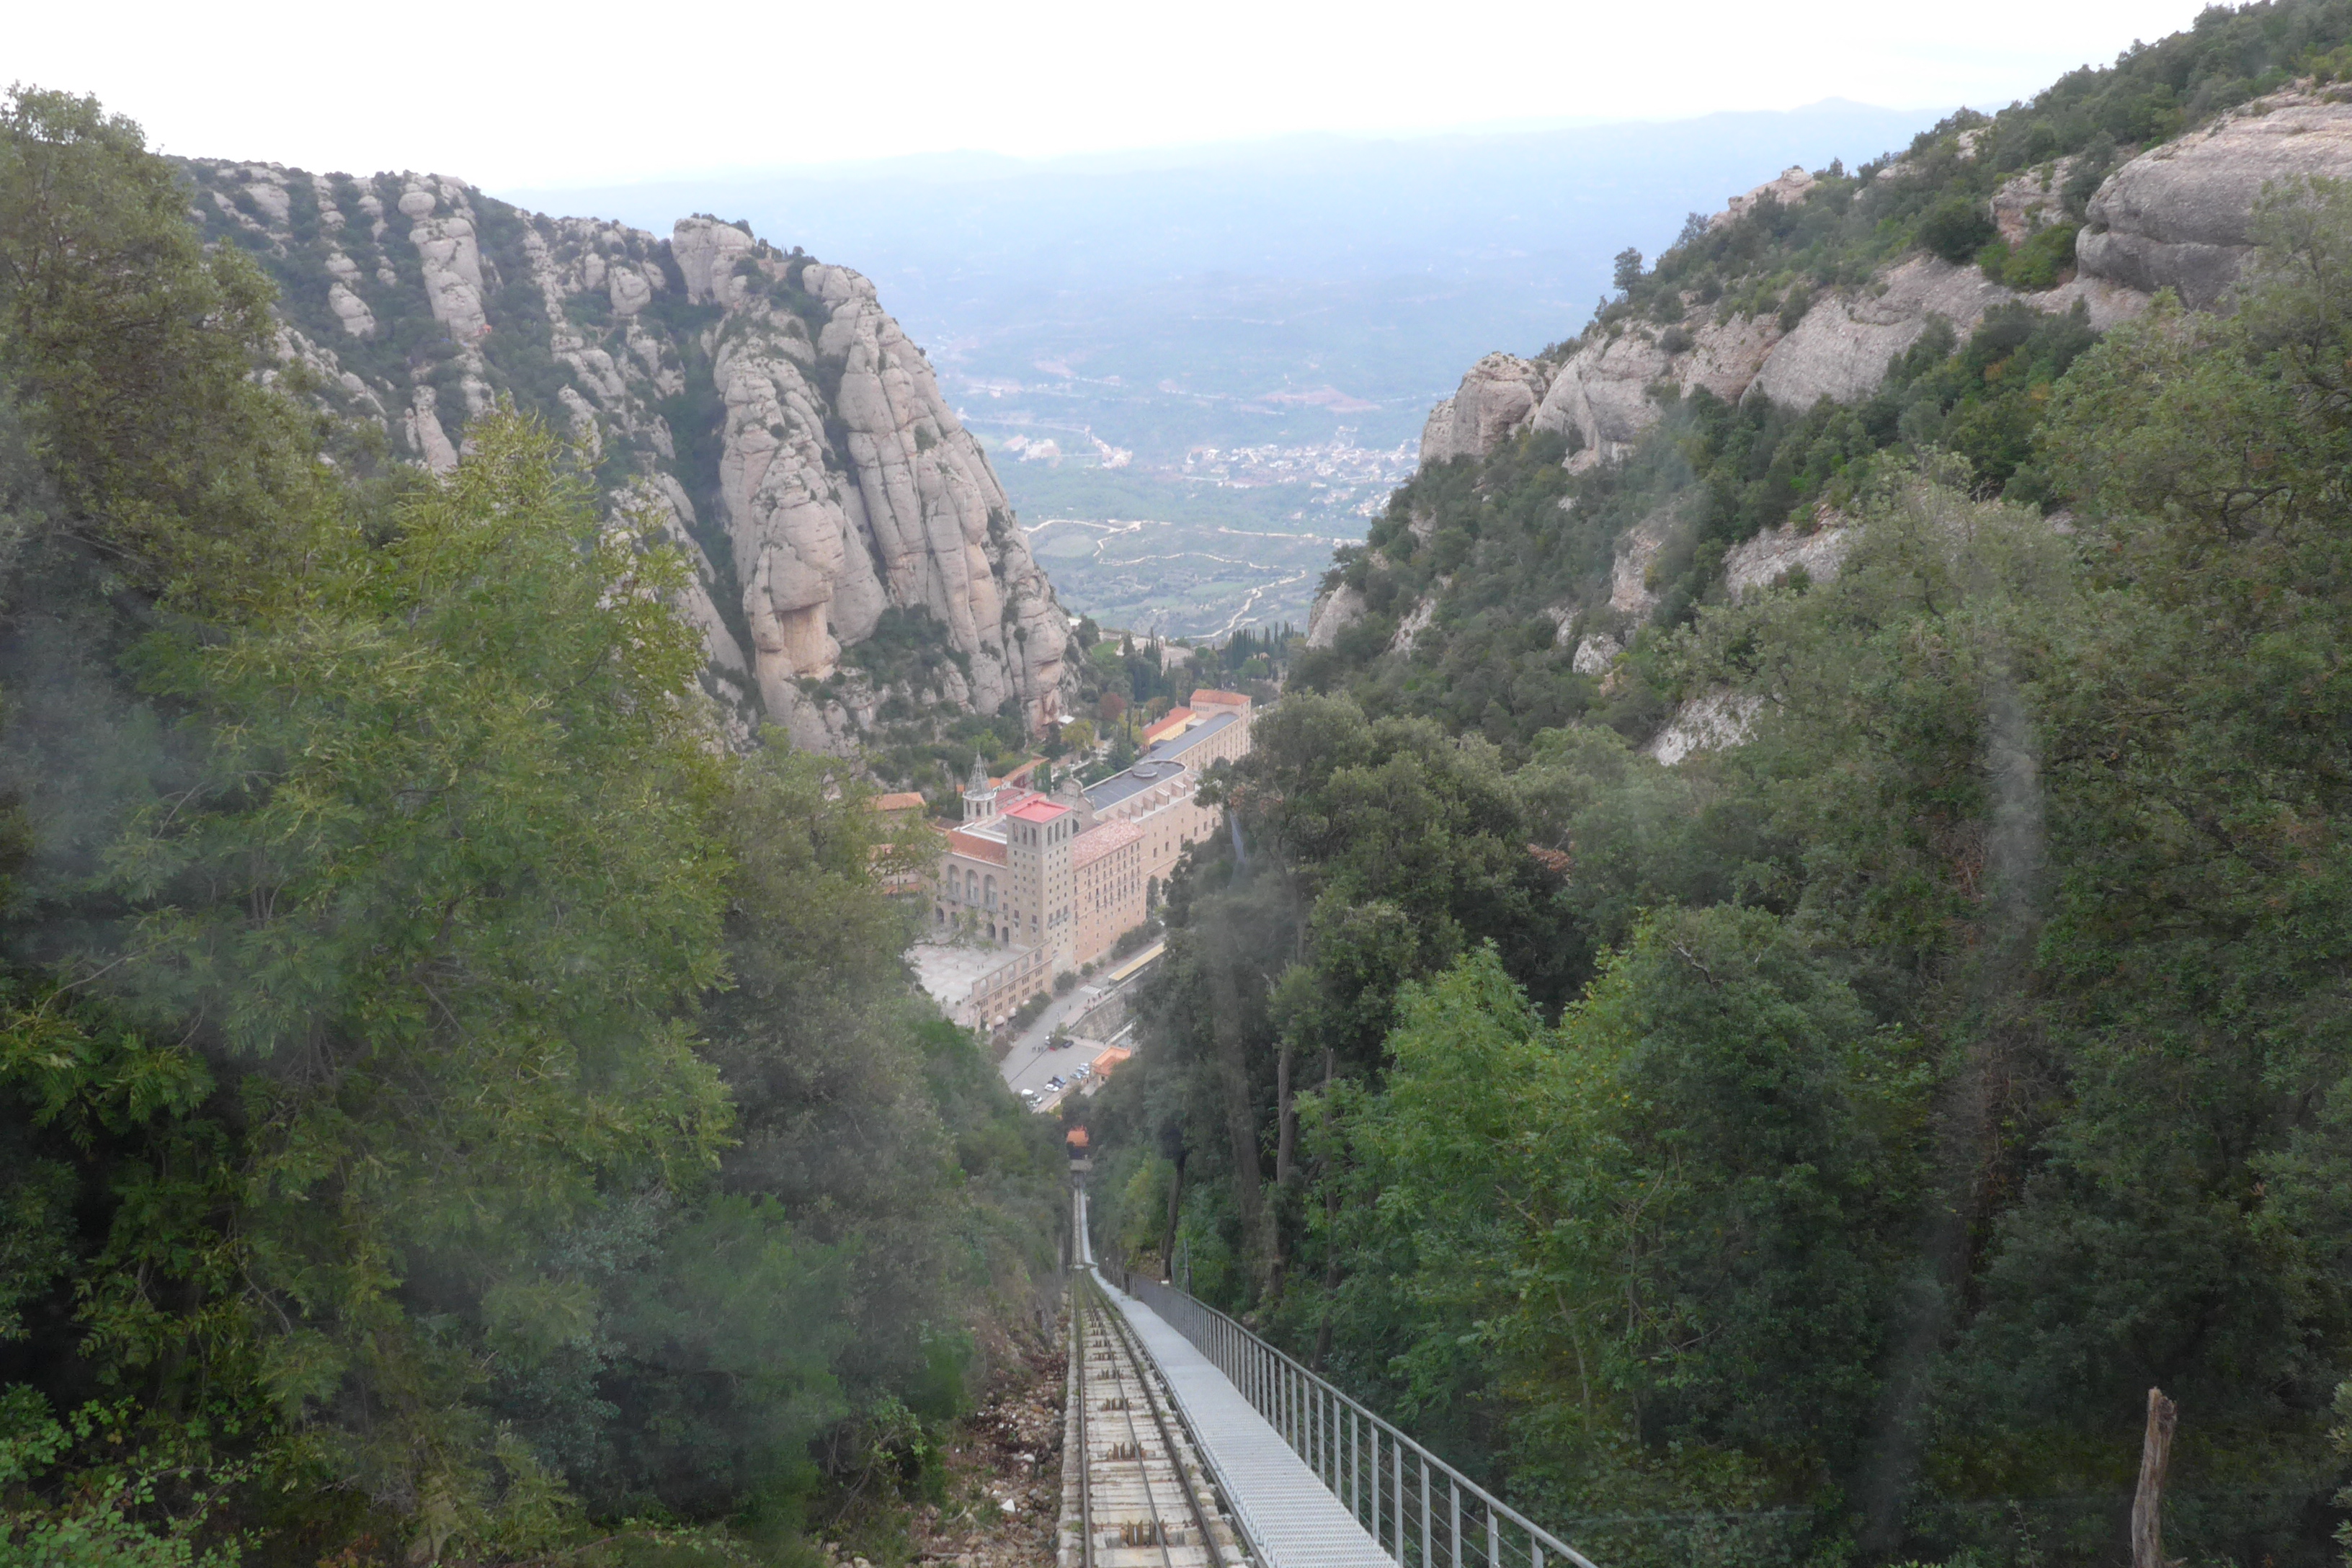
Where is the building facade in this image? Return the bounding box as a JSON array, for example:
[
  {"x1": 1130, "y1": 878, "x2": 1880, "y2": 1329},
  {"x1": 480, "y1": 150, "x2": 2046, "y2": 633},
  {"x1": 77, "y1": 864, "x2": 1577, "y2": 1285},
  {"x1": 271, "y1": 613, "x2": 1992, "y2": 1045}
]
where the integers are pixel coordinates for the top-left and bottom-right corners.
[{"x1": 925, "y1": 690, "x2": 1254, "y2": 1030}]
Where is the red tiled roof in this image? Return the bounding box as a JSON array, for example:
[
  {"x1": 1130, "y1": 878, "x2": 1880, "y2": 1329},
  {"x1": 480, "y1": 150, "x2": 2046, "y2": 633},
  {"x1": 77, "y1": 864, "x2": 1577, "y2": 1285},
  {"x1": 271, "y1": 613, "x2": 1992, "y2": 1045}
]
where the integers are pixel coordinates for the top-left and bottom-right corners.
[
  {"x1": 868, "y1": 791, "x2": 926, "y2": 814},
  {"x1": 1142, "y1": 708, "x2": 1193, "y2": 743},
  {"x1": 1005, "y1": 798, "x2": 1073, "y2": 824},
  {"x1": 1189, "y1": 689, "x2": 1251, "y2": 708},
  {"x1": 947, "y1": 829, "x2": 1007, "y2": 864},
  {"x1": 1072, "y1": 817, "x2": 1144, "y2": 870}
]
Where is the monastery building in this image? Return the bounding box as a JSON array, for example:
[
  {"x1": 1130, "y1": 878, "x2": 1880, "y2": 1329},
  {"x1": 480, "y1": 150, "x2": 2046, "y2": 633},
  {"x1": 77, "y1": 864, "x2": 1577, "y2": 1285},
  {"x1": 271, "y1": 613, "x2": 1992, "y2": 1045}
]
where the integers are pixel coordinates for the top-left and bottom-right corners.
[{"x1": 925, "y1": 690, "x2": 1252, "y2": 1030}]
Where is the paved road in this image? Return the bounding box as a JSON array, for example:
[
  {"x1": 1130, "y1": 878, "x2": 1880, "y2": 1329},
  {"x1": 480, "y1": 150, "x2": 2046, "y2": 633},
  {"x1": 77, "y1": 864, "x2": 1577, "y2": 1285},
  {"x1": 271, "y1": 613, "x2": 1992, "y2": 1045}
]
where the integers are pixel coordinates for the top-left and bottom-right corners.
[{"x1": 999, "y1": 943, "x2": 1162, "y2": 1109}]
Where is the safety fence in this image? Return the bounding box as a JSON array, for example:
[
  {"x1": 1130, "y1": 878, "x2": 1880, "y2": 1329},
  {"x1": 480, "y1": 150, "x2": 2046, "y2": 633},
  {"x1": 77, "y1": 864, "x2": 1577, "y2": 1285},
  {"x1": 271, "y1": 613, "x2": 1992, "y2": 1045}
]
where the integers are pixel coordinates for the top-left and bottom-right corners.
[{"x1": 1115, "y1": 1270, "x2": 1602, "y2": 1568}]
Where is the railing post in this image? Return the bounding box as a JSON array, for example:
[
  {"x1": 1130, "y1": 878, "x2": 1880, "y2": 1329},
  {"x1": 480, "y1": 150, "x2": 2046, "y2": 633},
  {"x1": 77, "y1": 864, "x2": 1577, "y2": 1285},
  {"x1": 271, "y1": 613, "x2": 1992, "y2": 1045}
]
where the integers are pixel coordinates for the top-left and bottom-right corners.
[
  {"x1": 1353, "y1": 1407, "x2": 1363, "y2": 1519},
  {"x1": 1393, "y1": 1440, "x2": 1404, "y2": 1564},
  {"x1": 1450, "y1": 1474, "x2": 1461, "y2": 1568},
  {"x1": 1421, "y1": 1453, "x2": 1432, "y2": 1568},
  {"x1": 1487, "y1": 1502, "x2": 1500, "y2": 1568}
]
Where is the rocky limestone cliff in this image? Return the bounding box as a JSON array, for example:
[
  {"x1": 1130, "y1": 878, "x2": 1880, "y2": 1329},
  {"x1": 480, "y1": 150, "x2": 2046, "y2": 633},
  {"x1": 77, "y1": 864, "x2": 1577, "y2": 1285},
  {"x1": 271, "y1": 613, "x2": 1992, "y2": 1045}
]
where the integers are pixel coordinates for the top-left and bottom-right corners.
[
  {"x1": 187, "y1": 161, "x2": 1075, "y2": 754},
  {"x1": 1358, "y1": 93, "x2": 2352, "y2": 767},
  {"x1": 1417, "y1": 352, "x2": 1551, "y2": 465},
  {"x1": 2080, "y1": 89, "x2": 2352, "y2": 307},
  {"x1": 1410, "y1": 94, "x2": 2352, "y2": 481}
]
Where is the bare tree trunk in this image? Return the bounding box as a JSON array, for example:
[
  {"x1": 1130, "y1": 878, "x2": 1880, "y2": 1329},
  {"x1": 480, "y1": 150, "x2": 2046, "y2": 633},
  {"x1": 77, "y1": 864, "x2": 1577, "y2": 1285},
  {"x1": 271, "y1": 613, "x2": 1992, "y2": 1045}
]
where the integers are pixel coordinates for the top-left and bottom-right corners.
[
  {"x1": 1310, "y1": 1048, "x2": 1340, "y2": 1371},
  {"x1": 1275, "y1": 1038, "x2": 1296, "y2": 1187},
  {"x1": 1159, "y1": 1148, "x2": 1187, "y2": 1282},
  {"x1": 2132, "y1": 1388, "x2": 2177, "y2": 1568},
  {"x1": 1205, "y1": 929, "x2": 1268, "y2": 1275}
]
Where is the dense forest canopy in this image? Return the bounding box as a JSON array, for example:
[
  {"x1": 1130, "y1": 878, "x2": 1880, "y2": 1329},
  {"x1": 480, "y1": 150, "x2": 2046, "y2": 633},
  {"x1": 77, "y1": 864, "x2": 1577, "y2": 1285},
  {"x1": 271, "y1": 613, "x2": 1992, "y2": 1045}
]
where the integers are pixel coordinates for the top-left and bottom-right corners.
[
  {"x1": 0, "y1": 88, "x2": 1064, "y2": 1568},
  {"x1": 14, "y1": 4, "x2": 2352, "y2": 1567},
  {"x1": 1082, "y1": 19, "x2": 2352, "y2": 1568}
]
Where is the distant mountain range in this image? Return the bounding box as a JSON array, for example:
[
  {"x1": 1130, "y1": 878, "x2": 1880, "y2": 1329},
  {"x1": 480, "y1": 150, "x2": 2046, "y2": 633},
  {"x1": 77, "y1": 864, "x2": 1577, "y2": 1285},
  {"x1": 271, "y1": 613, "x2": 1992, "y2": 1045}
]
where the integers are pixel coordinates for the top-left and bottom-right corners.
[{"x1": 503, "y1": 101, "x2": 1939, "y2": 460}]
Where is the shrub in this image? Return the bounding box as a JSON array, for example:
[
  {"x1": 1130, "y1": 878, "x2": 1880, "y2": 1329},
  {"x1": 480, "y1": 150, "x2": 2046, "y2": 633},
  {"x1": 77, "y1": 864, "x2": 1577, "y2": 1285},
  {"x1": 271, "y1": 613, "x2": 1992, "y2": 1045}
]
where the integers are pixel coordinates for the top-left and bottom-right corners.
[
  {"x1": 1918, "y1": 195, "x2": 1997, "y2": 264},
  {"x1": 2005, "y1": 223, "x2": 2079, "y2": 290}
]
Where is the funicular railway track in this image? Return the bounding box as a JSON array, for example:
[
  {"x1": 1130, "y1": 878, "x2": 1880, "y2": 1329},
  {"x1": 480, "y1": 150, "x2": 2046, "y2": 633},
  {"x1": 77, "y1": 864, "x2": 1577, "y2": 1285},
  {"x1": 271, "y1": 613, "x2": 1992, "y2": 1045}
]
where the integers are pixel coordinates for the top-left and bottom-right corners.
[{"x1": 1064, "y1": 1262, "x2": 1245, "y2": 1568}]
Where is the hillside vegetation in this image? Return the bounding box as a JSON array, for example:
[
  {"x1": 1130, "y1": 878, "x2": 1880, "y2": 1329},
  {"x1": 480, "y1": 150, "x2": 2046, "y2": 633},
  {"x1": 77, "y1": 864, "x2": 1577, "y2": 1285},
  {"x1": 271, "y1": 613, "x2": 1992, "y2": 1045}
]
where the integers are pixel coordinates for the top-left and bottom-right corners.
[
  {"x1": 1084, "y1": 7, "x2": 2352, "y2": 1566},
  {"x1": 0, "y1": 89, "x2": 1063, "y2": 1568},
  {"x1": 1298, "y1": 0, "x2": 2352, "y2": 750}
]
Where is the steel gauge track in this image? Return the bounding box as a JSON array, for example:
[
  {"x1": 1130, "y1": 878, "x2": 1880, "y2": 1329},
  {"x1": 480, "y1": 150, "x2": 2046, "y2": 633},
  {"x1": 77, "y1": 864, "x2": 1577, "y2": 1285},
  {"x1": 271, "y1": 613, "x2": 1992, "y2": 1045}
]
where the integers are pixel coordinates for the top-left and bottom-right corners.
[{"x1": 1065, "y1": 1262, "x2": 1242, "y2": 1568}]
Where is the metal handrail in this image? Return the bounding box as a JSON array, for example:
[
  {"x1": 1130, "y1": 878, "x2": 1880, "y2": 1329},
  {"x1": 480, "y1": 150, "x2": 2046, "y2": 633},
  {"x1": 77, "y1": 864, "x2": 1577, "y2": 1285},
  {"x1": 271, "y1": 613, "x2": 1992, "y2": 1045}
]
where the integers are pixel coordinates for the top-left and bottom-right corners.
[{"x1": 1115, "y1": 1270, "x2": 1600, "y2": 1568}]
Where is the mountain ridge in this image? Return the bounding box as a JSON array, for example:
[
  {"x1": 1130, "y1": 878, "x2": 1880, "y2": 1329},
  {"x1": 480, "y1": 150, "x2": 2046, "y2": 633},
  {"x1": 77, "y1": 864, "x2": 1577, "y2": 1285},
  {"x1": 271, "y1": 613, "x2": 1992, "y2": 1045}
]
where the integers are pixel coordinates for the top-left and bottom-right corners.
[
  {"x1": 184, "y1": 159, "x2": 1078, "y2": 757},
  {"x1": 1300, "y1": 3, "x2": 2352, "y2": 758}
]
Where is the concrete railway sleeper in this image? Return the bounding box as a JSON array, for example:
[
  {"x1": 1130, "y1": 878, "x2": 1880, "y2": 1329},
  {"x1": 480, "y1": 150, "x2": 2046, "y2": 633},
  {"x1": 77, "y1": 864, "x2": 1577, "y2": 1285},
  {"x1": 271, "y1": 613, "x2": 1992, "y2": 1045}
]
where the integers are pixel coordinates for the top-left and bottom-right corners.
[{"x1": 1061, "y1": 1272, "x2": 1252, "y2": 1568}]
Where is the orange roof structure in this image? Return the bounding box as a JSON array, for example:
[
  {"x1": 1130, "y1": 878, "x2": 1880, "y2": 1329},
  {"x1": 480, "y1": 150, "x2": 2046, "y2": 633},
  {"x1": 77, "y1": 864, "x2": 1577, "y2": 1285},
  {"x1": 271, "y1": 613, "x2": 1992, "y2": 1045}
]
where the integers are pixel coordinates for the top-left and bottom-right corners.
[
  {"x1": 946, "y1": 828, "x2": 1007, "y2": 863},
  {"x1": 1142, "y1": 708, "x2": 1194, "y2": 744},
  {"x1": 1189, "y1": 689, "x2": 1250, "y2": 708},
  {"x1": 1072, "y1": 817, "x2": 1144, "y2": 868},
  {"x1": 868, "y1": 790, "x2": 926, "y2": 814},
  {"x1": 1005, "y1": 798, "x2": 1072, "y2": 824}
]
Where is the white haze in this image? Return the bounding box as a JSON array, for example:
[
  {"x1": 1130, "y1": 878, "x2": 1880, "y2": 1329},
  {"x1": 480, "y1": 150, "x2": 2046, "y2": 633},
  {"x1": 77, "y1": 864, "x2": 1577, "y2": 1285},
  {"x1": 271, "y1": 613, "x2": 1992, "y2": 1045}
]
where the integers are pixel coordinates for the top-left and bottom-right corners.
[{"x1": 18, "y1": 0, "x2": 2212, "y2": 187}]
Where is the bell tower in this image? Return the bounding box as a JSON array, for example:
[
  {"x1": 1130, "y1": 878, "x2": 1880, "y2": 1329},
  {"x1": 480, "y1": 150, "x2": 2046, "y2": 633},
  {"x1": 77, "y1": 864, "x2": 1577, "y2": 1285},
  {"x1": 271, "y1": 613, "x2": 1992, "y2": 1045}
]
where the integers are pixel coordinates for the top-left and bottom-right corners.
[{"x1": 962, "y1": 757, "x2": 999, "y2": 824}]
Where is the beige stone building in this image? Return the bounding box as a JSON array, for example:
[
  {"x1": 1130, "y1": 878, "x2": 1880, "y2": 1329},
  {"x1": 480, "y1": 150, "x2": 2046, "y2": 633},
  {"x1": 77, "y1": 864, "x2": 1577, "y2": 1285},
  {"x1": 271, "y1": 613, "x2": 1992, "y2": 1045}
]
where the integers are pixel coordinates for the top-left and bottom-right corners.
[{"x1": 922, "y1": 690, "x2": 1254, "y2": 1030}]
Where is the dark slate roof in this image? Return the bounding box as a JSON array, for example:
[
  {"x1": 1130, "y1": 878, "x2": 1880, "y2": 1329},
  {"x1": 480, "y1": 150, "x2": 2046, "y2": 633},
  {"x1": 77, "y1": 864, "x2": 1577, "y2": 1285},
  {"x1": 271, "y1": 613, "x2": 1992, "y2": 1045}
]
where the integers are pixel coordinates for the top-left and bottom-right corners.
[{"x1": 1082, "y1": 712, "x2": 1239, "y2": 811}]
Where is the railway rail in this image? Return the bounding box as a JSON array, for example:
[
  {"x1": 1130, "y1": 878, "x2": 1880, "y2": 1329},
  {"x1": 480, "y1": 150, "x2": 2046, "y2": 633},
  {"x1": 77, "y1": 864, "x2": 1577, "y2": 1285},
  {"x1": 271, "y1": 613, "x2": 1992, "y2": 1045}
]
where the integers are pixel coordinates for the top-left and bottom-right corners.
[
  {"x1": 1061, "y1": 1197, "x2": 1249, "y2": 1568},
  {"x1": 1064, "y1": 1177, "x2": 1600, "y2": 1568}
]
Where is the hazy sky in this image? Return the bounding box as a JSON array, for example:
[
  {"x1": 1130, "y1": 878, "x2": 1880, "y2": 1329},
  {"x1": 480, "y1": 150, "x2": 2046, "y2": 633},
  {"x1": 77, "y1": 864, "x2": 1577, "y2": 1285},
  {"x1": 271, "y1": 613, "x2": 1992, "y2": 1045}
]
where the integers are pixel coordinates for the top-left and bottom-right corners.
[{"x1": 15, "y1": 0, "x2": 2214, "y2": 187}]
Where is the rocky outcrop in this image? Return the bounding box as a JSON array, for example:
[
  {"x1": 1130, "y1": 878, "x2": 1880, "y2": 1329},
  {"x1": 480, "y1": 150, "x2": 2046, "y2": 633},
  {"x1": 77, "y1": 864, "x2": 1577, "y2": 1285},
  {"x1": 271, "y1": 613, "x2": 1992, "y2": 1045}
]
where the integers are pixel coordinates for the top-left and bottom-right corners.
[
  {"x1": 1648, "y1": 690, "x2": 1763, "y2": 765},
  {"x1": 1390, "y1": 589, "x2": 1442, "y2": 654},
  {"x1": 1570, "y1": 633, "x2": 1621, "y2": 675},
  {"x1": 1420, "y1": 353, "x2": 1551, "y2": 463},
  {"x1": 183, "y1": 163, "x2": 1077, "y2": 753},
  {"x1": 1533, "y1": 311, "x2": 1782, "y2": 461},
  {"x1": 2078, "y1": 94, "x2": 2352, "y2": 308},
  {"x1": 1713, "y1": 165, "x2": 1817, "y2": 231},
  {"x1": 1425, "y1": 92, "x2": 2352, "y2": 477},
  {"x1": 1304, "y1": 582, "x2": 1366, "y2": 649},
  {"x1": 1755, "y1": 255, "x2": 2018, "y2": 407},
  {"x1": 1722, "y1": 516, "x2": 1856, "y2": 598},
  {"x1": 1992, "y1": 158, "x2": 2079, "y2": 244},
  {"x1": 1609, "y1": 507, "x2": 1680, "y2": 620}
]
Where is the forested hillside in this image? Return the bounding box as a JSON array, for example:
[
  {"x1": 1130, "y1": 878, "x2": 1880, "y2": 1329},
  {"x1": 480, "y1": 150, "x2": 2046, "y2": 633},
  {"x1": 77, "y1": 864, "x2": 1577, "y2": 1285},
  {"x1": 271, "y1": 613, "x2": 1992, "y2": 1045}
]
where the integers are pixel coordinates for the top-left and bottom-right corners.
[
  {"x1": 1298, "y1": 0, "x2": 2352, "y2": 753},
  {"x1": 1083, "y1": 6, "x2": 2352, "y2": 1566},
  {"x1": 0, "y1": 89, "x2": 1064, "y2": 1568}
]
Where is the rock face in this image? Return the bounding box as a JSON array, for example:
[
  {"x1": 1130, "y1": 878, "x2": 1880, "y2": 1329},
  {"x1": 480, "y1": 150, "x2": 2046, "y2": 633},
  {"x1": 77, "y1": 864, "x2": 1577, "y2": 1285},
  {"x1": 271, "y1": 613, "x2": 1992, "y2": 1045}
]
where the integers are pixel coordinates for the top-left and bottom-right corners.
[
  {"x1": 184, "y1": 161, "x2": 1076, "y2": 754},
  {"x1": 1722, "y1": 516, "x2": 1856, "y2": 599},
  {"x1": 1532, "y1": 312, "x2": 1783, "y2": 462},
  {"x1": 1712, "y1": 165, "x2": 1817, "y2": 231},
  {"x1": 1647, "y1": 691, "x2": 1763, "y2": 766},
  {"x1": 1304, "y1": 582, "x2": 1367, "y2": 649},
  {"x1": 1406, "y1": 96, "x2": 2352, "y2": 477},
  {"x1": 1755, "y1": 256, "x2": 2019, "y2": 407},
  {"x1": 1992, "y1": 158, "x2": 2078, "y2": 244},
  {"x1": 2078, "y1": 94, "x2": 2352, "y2": 307},
  {"x1": 1420, "y1": 353, "x2": 1551, "y2": 463}
]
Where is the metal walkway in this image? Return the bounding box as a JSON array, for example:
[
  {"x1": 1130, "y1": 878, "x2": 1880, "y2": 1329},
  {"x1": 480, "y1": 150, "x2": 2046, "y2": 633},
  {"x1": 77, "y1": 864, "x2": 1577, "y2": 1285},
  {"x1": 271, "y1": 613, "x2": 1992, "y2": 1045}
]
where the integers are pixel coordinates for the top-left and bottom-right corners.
[
  {"x1": 1095, "y1": 1269, "x2": 1395, "y2": 1568},
  {"x1": 1074, "y1": 1189, "x2": 1391, "y2": 1568}
]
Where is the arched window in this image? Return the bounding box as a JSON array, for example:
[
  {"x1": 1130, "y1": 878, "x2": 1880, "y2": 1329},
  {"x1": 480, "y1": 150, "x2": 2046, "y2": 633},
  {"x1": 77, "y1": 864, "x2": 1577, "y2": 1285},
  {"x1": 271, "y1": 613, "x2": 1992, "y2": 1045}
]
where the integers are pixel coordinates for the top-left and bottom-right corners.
[{"x1": 984, "y1": 875, "x2": 997, "y2": 909}]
